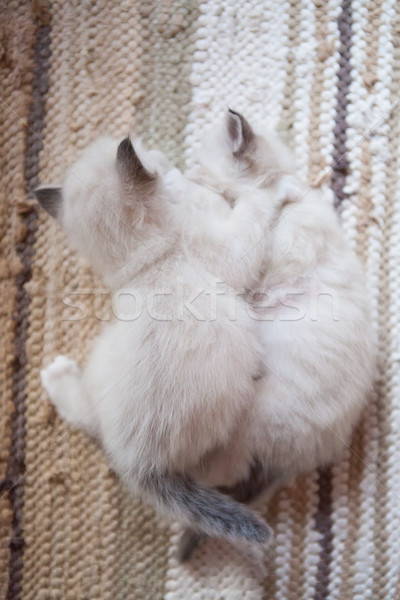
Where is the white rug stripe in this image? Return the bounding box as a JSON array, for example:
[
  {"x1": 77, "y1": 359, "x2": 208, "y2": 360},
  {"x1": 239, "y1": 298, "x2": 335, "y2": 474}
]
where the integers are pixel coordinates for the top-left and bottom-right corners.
[
  {"x1": 184, "y1": 0, "x2": 290, "y2": 169},
  {"x1": 301, "y1": 473, "x2": 320, "y2": 600},
  {"x1": 319, "y1": 0, "x2": 342, "y2": 170},
  {"x1": 329, "y1": 450, "x2": 351, "y2": 600},
  {"x1": 274, "y1": 490, "x2": 294, "y2": 600},
  {"x1": 290, "y1": 0, "x2": 316, "y2": 181},
  {"x1": 352, "y1": 1, "x2": 394, "y2": 596}
]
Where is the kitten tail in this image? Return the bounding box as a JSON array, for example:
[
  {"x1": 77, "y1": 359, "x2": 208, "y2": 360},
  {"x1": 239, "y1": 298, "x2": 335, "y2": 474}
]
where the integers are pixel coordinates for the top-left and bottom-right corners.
[{"x1": 142, "y1": 471, "x2": 273, "y2": 546}]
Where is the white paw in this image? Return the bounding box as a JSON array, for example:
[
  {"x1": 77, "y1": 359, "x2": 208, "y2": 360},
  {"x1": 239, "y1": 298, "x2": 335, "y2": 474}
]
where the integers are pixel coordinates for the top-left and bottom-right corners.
[
  {"x1": 41, "y1": 355, "x2": 80, "y2": 409},
  {"x1": 41, "y1": 355, "x2": 79, "y2": 390}
]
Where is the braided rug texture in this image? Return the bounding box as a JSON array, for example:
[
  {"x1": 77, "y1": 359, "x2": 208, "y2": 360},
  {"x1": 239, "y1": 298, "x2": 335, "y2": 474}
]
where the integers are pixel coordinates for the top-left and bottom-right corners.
[{"x1": 1, "y1": 1, "x2": 399, "y2": 598}]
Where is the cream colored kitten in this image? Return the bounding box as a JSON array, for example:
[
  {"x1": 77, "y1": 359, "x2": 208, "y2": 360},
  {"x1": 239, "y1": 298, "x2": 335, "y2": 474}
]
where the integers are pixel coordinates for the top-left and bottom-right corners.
[
  {"x1": 36, "y1": 111, "x2": 375, "y2": 561},
  {"x1": 151, "y1": 110, "x2": 376, "y2": 558},
  {"x1": 183, "y1": 110, "x2": 375, "y2": 485},
  {"x1": 36, "y1": 121, "x2": 286, "y2": 551}
]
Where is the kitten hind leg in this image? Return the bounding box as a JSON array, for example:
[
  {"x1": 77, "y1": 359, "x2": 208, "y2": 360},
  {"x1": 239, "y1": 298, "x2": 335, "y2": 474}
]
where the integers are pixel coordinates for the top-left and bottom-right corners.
[
  {"x1": 218, "y1": 459, "x2": 271, "y2": 503},
  {"x1": 176, "y1": 529, "x2": 206, "y2": 563},
  {"x1": 41, "y1": 355, "x2": 97, "y2": 436}
]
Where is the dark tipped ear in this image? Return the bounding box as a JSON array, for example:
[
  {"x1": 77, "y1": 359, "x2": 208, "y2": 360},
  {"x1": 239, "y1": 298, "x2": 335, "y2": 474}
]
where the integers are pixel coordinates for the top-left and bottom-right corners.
[
  {"x1": 33, "y1": 187, "x2": 63, "y2": 219},
  {"x1": 117, "y1": 137, "x2": 156, "y2": 190},
  {"x1": 227, "y1": 109, "x2": 255, "y2": 156}
]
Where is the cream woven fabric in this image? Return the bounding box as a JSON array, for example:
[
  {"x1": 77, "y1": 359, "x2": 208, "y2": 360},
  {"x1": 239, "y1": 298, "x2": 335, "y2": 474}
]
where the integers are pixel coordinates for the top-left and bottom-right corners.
[{"x1": 1, "y1": 1, "x2": 399, "y2": 598}]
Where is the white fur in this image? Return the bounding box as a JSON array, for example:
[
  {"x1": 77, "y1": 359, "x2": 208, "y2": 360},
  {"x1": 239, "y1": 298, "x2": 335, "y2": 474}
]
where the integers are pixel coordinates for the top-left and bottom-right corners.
[
  {"x1": 40, "y1": 114, "x2": 375, "y2": 536},
  {"x1": 183, "y1": 116, "x2": 376, "y2": 488},
  {"x1": 41, "y1": 133, "x2": 275, "y2": 490}
]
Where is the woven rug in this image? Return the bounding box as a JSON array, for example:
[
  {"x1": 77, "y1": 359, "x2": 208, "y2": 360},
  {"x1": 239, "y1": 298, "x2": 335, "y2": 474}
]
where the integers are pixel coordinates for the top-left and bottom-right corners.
[{"x1": 1, "y1": 1, "x2": 400, "y2": 598}]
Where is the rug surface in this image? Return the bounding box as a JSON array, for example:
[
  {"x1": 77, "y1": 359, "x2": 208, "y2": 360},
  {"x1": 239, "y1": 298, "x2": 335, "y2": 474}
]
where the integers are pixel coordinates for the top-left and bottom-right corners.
[{"x1": 1, "y1": 1, "x2": 400, "y2": 598}]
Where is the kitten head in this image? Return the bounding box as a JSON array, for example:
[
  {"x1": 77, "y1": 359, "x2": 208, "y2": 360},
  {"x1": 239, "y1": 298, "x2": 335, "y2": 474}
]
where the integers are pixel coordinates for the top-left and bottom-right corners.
[
  {"x1": 34, "y1": 136, "x2": 172, "y2": 283},
  {"x1": 192, "y1": 109, "x2": 294, "y2": 193}
]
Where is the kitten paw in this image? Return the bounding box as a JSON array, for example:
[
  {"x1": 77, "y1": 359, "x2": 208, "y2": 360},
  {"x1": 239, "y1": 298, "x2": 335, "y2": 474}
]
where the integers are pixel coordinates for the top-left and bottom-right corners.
[
  {"x1": 41, "y1": 355, "x2": 79, "y2": 389},
  {"x1": 41, "y1": 356, "x2": 81, "y2": 419}
]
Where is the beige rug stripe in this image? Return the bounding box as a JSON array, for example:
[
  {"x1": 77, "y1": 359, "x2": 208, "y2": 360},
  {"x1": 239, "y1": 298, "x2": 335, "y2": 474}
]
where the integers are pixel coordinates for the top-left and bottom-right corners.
[
  {"x1": 20, "y1": 2, "x2": 177, "y2": 598},
  {"x1": 278, "y1": 0, "x2": 304, "y2": 152},
  {"x1": 0, "y1": 3, "x2": 36, "y2": 597},
  {"x1": 0, "y1": 46, "x2": 17, "y2": 600},
  {"x1": 135, "y1": 1, "x2": 200, "y2": 168},
  {"x1": 22, "y1": 2, "x2": 115, "y2": 595},
  {"x1": 289, "y1": 0, "x2": 316, "y2": 181},
  {"x1": 308, "y1": 0, "x2": 341, "y2": 181},
  {"x1": 371, "y1": 2, "x2": 400, "y2": 597},
  {"x1": 43, "y1": 10, "x2": 106, "y2": 595}
]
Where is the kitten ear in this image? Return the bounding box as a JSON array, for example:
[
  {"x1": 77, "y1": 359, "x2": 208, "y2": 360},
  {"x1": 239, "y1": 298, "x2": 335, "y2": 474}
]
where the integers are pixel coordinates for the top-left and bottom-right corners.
[
  {"x1": 33, "y1": 187, "x2": 63, "y2": 219},
  {"x1": 227, "y1": 109, "x2": 255, "y2": 156},
  {"x1": 116, "y1": 137, "x2": 156, "y2": 191}
]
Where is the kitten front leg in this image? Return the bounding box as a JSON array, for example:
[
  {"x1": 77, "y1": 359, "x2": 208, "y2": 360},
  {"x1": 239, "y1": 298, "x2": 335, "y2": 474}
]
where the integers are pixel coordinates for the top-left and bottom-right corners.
[{"x1": 41, "y1": 355, "x2": 98, "y2": 437}]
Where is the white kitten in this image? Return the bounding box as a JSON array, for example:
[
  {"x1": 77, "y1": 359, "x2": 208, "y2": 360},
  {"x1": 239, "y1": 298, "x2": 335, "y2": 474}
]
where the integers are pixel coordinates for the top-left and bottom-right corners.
[
  {"x1": 185, "y1": 111, "x2": 376, "y2": 480},
  {"x1": 157, "y1": 110, "x2": 376, "y2": 558},
  {"x1": 35, "y1": 120, "x2": 287, "y2": 551},
  {"x1": 36, "y1": 111, "x2": 375, "y2": 560}
]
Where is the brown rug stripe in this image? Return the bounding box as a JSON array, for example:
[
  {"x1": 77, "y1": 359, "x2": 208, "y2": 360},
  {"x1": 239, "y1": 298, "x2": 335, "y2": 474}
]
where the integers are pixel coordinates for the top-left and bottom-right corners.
[
  {"x1": 313, "y1": 1, "x2": 354, "y2": 597},
  {"x1": 314, "y1": 467, "x2": 334, "y2": 600},
  {"x1": 6, "y1": 16, "x2": 52, "y2": 600},
  {"x1": 0, "y1": 4, "x2": 35, "y2": 594},
  {"x1": 331, "y1": 0, "x2": 353, "y2": 208}
]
